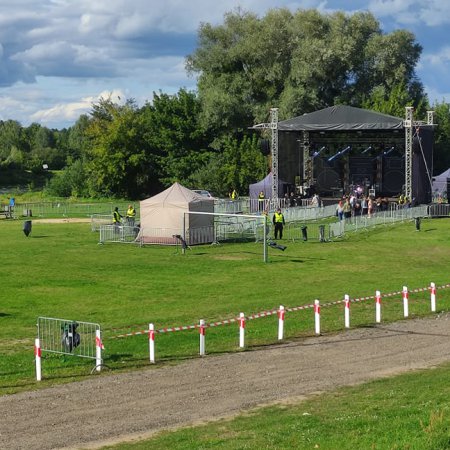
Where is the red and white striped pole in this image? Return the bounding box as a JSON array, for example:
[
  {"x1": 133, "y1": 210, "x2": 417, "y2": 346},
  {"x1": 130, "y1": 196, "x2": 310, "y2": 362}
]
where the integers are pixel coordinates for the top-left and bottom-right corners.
[
  {"x1": 239, "y1": 313, "x2": 245, "y2": 348},
  {"x1": 344, "y1": 294, "x2": 350, "y2": 328},
  {"x1": 375, "y1": 290, "x2": 382, "y2": 323},
  {"x1": 314, "y1": 299, "x2": 321, "y2": 335},
  {"x1": 430, "y1": 282, "x2": 436, "y2": 312},
  {"x1": 95, "y1": 329, "x2": 103, "y2": 372},
  {"x1": 35, "y1": 338, "x2": 42, "y2": 381},
  {"x1": 199, "y1": 319, "x2": 206, "y2": 356},
  {"x1": 149, "y1": 323, "x2": 155, "y2": 363},
  {"x1": 402, "y1": 286, "x2": 409, "y2": 317},
  {"x1": 278, "y1": 305, "x2": 285, "y2": 340}
]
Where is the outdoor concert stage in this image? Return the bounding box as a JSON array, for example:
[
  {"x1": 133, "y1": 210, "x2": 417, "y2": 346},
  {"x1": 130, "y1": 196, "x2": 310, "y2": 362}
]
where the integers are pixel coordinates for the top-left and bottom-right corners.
[{"x1": 276, "y1": 106, "x2": 434, "y2": 203}]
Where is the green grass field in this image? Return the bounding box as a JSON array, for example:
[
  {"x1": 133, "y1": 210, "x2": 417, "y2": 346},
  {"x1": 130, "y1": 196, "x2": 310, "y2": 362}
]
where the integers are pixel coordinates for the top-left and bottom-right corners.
[
  {"x1": 1, "y1": 216, "x2": 450, "y2": 395},
  {"x1": 2, "y1": 216, "x2": 450, "y2": 448}
]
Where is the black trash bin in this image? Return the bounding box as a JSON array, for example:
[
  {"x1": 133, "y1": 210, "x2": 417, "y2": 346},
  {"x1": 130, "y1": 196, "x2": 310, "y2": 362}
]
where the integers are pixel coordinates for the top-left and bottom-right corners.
[
  {"x1": 301, "y1": 226, "x2": 308, "y2": 241},
  {"x1": 23, "y1": 220, "x2": 32, "y2": 237},
  {"x1": 415, "y1": 217, "x2": 421, "y2": 231},
  {"x1": 319, "y1": 224, "x2": 325, "y2": 242}
]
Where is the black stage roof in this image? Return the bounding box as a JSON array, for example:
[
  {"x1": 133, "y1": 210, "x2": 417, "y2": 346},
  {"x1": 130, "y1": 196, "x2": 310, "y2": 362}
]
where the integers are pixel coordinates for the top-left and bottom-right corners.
[{"x1": 278, "y1": 105, "x2": 403, "y2": 132}]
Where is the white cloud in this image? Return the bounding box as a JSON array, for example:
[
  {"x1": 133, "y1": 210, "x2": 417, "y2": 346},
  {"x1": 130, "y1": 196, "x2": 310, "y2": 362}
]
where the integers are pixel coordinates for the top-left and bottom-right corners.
[
  {"x1": 0, "y1": 0, "x2": 449, "y2": 129},
  {"x1": 422, "y1": 47, "x2": 450, "y2": 66},
  {"x1": 29, "y1": 89, "x2": 126, "y2": 126},
  {"x1": 368, "y1": 0, "x2": 450, "y2": 26}
]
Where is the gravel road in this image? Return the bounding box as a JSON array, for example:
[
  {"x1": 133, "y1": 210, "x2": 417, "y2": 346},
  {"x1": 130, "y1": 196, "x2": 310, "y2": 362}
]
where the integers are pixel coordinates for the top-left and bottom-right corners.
[{"x1": 1, "y1": 314, "x2": 449, "y2": 450}]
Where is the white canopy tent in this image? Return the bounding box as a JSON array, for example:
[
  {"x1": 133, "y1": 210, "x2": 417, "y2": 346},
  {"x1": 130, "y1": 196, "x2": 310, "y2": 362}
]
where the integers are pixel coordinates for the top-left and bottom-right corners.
[
  {"x1": 432, "y1": 168, "x2": 450, "y2": 195},
  {"x1": 139, "y1": 182, "x2": 214, "y2": 245}
]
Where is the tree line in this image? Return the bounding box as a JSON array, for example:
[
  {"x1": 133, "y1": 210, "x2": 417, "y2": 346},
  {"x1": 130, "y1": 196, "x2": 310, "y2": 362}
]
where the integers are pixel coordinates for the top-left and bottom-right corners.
[{"x1": 1, "y1": 8, "x2": 450, "y2": 199}]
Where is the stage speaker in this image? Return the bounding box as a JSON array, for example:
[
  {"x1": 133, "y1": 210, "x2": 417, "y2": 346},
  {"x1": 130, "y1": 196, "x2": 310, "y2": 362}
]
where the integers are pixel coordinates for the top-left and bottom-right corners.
[
  {"x1": 383, "y1": 157, "x2": 404, "y2": 194},
  {"x1": 314, "y1": 157, "x2": 341, "y2": 195}
]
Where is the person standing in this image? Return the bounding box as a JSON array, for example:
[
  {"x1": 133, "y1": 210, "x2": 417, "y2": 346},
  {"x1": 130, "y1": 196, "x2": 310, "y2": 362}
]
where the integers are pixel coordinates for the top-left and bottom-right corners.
[
  {"x1": 272, "y1": 208, "x2": 285, "y2": 239},
  {"x1": 258, "y1": 190, "x2": 265, "y2": 211},
  {"x1": 126, "y1": 204, "x2": 136, "y2": 226},
  {"x1": 113, "y1": 207, "x2": 122, "y2": 226}
]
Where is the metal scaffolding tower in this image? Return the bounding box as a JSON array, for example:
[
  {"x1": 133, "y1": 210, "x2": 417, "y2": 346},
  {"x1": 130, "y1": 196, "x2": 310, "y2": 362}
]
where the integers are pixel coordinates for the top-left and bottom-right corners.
[
  {"x1": 404, "y1": 106, "x2": 413, "y2": 200},
  {"x1": 269, "y1": 108, "x2": 279, "y2": 199},
  {"x1": 302, "y1": 131, "x2": 312, "y2": 188},
  {"x1": 404, "y1": 107, "x2": 435, "y2": 200},
  {"x1": 251, "y1": 108, "x2": 279, "y2": 199}
]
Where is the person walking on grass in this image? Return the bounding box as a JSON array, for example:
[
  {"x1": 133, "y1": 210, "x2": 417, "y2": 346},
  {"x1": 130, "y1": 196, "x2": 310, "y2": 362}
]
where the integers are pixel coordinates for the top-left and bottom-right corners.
[{"x1": 273, "y1": 208, "x2": 285, "y2": 240}]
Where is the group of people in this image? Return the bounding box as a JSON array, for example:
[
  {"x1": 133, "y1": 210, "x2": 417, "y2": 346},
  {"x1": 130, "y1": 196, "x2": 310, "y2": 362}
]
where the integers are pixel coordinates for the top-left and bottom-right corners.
[
  {"x1": 113, "y1": 205, "x2": 136, "y2": 226},
  {"x1": 335, "y1": 194, "x2": 391, "y2": 220}
]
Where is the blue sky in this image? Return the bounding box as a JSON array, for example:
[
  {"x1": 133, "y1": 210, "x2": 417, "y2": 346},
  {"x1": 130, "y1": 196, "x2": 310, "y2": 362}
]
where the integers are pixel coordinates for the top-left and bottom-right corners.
[{"x1": 0, "y1": 0, "x2": 449, "y2": 129}]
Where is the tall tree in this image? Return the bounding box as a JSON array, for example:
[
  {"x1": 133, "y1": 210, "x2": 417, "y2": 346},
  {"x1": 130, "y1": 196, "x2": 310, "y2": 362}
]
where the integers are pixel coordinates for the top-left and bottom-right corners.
[
  {"x1": 186, "y1": 8, "x2": 426, "y2": 135},
  {"x1": 140, "y1": 89, "x2": 213, "y2": 187},
  {"x1": 83, "y1": 98, "x2": 152, "y2": 198},
  {"x1": 191, "y1": 134, "x2": 266, "y2": 196},
  {"x1": 432, "y1": 101, "x2": 450, "y2": 175}
]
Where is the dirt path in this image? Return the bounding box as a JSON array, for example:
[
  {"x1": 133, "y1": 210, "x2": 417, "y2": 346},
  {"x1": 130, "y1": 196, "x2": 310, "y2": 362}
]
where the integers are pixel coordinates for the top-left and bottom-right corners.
[{"x1": 1, "y1": 314, "x2": 450, "y2": 450}]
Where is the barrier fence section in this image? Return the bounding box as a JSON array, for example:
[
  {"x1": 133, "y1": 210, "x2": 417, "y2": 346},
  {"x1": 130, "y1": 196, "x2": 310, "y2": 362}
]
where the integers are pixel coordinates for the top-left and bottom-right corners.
[
  {"x1": 109, "y1": 282, "x2": 448, "y2": 363},
  {"x1": 328, "y1": 205, "x2": 430, "y2": 239},
  {"x1": 36, "y1": 317, "x2": 103, "y2": 380},
  {"x1": 428, "y1": 203, "x2": 450, "y2": 217},
  {"x1": 12, "y1": 201, "x2": 133, "y2": 218},
  {"x1": 99, "y1": 224, "x2": 141, "y2": 244}
]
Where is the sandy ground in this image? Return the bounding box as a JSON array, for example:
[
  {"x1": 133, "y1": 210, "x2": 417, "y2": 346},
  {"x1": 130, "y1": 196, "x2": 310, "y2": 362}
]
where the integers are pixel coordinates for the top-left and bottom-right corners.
[
  {"x1": 32, "y1": 218, "x2": 92, "y2": 223},
  {"x1": 1, "y1": 313, "x2": 450, "y2": 450}
]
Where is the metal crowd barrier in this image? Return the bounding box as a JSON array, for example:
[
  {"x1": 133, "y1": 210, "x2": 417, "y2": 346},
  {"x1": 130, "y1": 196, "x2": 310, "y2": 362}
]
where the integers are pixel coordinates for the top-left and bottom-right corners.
[
  {"x1": 99, "y1": 224, "x2": 140, "y2": 244},
  {"x1": 428, "y1": 203, "x2": 450, "y2": 217}
]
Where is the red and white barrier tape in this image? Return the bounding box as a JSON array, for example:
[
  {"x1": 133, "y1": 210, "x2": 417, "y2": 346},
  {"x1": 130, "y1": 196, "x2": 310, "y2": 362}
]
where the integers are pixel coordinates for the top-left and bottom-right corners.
[{"x1": 111, "y1": 282, "x2": 450, "y2": 339}]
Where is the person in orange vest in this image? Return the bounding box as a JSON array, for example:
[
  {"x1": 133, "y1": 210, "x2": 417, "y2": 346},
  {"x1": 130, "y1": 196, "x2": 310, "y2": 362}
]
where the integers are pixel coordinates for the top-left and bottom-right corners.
[{"x1": 272, "y1": 208, "x2": 285, "y2": 239}]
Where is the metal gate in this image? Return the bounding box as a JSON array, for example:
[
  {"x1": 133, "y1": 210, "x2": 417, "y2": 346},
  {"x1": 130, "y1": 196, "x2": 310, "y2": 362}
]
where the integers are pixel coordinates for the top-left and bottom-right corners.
[{"x1": 35, "y1": 317, "x2": 103, "y2": 380}]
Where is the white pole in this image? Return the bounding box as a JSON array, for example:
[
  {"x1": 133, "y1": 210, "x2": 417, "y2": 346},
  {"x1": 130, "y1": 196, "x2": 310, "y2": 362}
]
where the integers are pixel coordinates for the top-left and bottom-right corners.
[
  {"x1": 314, "y1": 299, "x2": 321, "y2": 335},
  {"x1": 375, "y1": 290, "x2": 382, "y2": 323},
  {"x1": 149, "y1": 323, "x2": 155, "y2": 363},
  {"x1": 239, "y1": 313, "x2": 245, "y2": 348},
  {"x1": 344, "y1": 294, "x2": 350, "y2": 328},
  {"x1": 430, "y1": 282, "x2": 436, "y2": 312},
  {"x1": 278, "y1": 305, "x2": 285, "y2": 340},
  {"x1": 95, "y1": 329, "x2": 102, "y2": 372},
  {"x1": 35, "y1": 338, "x2": 42, "y2": 381},
  {"x1": 402, "y1": 286, "x2": 409, "y2": 318},
  {"x1": 199, "y1": 319, "x2": 206, "y2": 356},
  {"x1": 263, "y1": 218, "x2": 268, "y2": 263}
]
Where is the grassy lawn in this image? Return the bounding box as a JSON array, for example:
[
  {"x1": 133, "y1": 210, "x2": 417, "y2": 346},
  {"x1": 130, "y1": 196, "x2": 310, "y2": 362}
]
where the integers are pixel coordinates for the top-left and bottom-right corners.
[{"x1": 1, "y1": 217, "x2": 450, "y2": 395}]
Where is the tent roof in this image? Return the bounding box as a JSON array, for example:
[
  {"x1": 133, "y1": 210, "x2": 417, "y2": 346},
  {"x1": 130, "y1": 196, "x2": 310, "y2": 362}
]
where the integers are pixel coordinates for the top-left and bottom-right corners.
[
  {"x1": 434, "y1": 168, "x2": 450, "y2": 180},
  {"x1": 277, "y1": 105, "x2": 403, "y2": 132},
  {"x1": 140, "y1": 182, "x2": 208, "y2": 207},
  {"x1": 250, "y1": 172, "x2": 289, "y2": 187}
]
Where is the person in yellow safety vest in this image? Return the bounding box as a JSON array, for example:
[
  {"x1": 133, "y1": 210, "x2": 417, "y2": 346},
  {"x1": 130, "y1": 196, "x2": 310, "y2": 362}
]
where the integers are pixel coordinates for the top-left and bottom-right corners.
[
  {"x1": 113, "y1": 207, "x2": 122, "y2": 226},
  {"x1": 231, "y1": 189, "x2": 238, "y2": 200},
  {"x1": 126, "y1": 204, "x2": 136, "y2": 226},
  {"x1": 272, "y1": 208, "x2": 285, "y2": 239}
]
